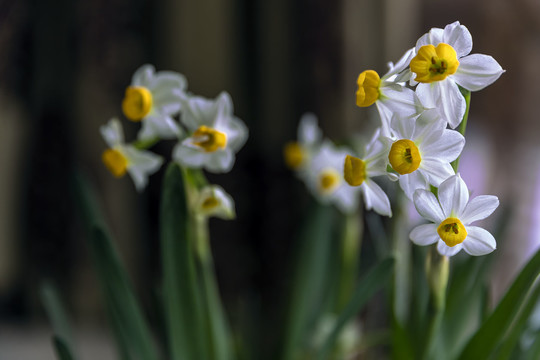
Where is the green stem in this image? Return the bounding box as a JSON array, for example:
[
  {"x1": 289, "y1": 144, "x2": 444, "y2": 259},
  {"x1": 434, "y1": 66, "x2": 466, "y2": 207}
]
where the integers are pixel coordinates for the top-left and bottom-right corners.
[
  {"x1": 133, "y1": 136, "x2": 159, "y2": 150},
  {"x1": 451, "y1": 88, "x2": 471, "y2": 172}
]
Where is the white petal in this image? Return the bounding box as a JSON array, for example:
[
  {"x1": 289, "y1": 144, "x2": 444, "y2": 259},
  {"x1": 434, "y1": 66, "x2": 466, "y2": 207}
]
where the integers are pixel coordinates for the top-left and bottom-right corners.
[
  {"x1": 442, "y1": 22, "x2": 472, "y2": 57},
  {"x1": 218, "y1": 116, "x2": 249, "y2": 152},
  {"x1": 435, "y1": 80, "x2": 466, "y2": 129},
  {"x1": 379, "y1": 85, "x2": 423, "y2": 118},
  {"x1": 410, "y1": 224, "x2": 439, "y2": 245},
  {"x1": 124, "y1": 146, "x2": 164, "y2": 191},
  {"x1": 412, "y1": 118, "x2": 445, "y2": 146},
  {"x1": 150, "y1": 71, "x2": 187, "y2": 92},
  {"x1": 196, "y1": 185, "x2": 236, "y2": 220},
  {"x1": 415, "y1": 83, "x2": 437, "y2": 109},
  {"x1": 172, "y1": 144, "x2": 207, "y2": 168},
  {"x1": 437, "y1": 174, "x2": 469, "y2": 218},
  {"x1": 362, "y1": 180, "x2": 392, "y2": 217},
  {"x1": 453, "y1": 54, "x2": 505, "y2": 91},
  {"x1": 138, "y1": 115, "x2": 182, "y2": 141},
  {"x1": 180, "y1": 94, "x2": 220, "y2": 130},
  {"x1": 419, "y1": 158, "x2": 455, "y2": 187},
  {"x1": 391, "y1": 115, "x2": 416, "y2": 140},
  {"x1": 384, "y1": 47, "x2": 416, "y2": 79},
  {"x1": 416, "y1": 28, "x2": 444, "y2": 50},
  {"x1": 131, "y1": 64, "x2": 155, "y2": 87},
  {"x1": 413, "y1": 189, "x2": 445, "y2": 223},
  {"x1": 298, "y1": 113, "x2": 322, "y2": 146},
  {"x1": 400, "y1": 170, "x2": 429, "y2": 200},
  {"x1": 462, "y1": 226, "x2": 497, "y2": 256},
  {"x1": 437, "y1": 240, "x2": 463, "y2": 257},
  {"x1": 421, "y1": 129, "x2": 465, "y2": 163},
  {"x1": 206, "y1": 149, "x2": 235, "y2": 173},
  {"x1": 100, "y1": 118, "x2": 124, "y2": 147},
  {"x1": 375, "y1": 101, "x2": 394, "y2": 137},
  {"x1": 461, "y1": 195, "x2": 499, "y2": 224},
  {"x1": 332, "y1": 185, "x2": 360, "y2": 214}
]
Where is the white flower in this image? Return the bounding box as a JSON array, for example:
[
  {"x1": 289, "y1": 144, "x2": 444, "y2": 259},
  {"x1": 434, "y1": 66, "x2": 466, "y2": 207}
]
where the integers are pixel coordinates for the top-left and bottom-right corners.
[
  {"x1": 410, "y1": 21, "x2": 504, "y2": 128},
  {"x1": 386, "y1": 113, "x2": 465, "y2": 199},
  {"x1": 410, "y1": 174, "x2": 499, "y2": 256},
  {"x1": 356, "y1": 48, "x2": 424, "y2": 136},
  {"x1": 304, "y1": 140, "x2": 360, "y2": 214},
  {"x1": 122, "y1": 64, "x2": 187, "y2": 140},
  {"x1": 193, "y1": 185, "x2": 235, "y2": 220},
  {"x1": 100, "y1": 118, "x2": 163, "y2": 191},
  {"x1": 173, "y1": 91, "x2": 248, "y2": 173},
  {"x1": 283, "y1": 112, "x2": 323, "y2": 172},
  {"x1": 343, "y1": 128, "x2": 392, "y2": 217}
]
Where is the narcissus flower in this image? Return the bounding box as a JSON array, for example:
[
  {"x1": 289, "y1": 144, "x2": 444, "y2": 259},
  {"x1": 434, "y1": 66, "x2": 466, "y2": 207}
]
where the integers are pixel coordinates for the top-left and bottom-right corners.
[
  {"x1": 173, "y1": 91, "x2": 248, "y2": 173},
  {"x1": 305, "y1": 141, "x2": 360, "y2": 214},
  {"x1": 100, "y1": 118, "x2": 163, "y2": 191},
  {"x1": 193, "y1": 185, "x2": 236, "y2": 220},
  {"x1": 283, "y1": 113, "x2": 322, "y2": 172},
  {"x1": 385, "y1": 114, "x2": 465, "y2": 199},
  {"x1": 356, "y1": 48, "x2": 423, "y2": 136},
  {"x1": 123, "y1": 64, "x2": 187, "y2": 140},
  {"x1": 343, "y1": 129, "x2": 392, "y2": 217},
  {"x1": 410, "y1": 174, "x2": 499, "y2": 256},
  {"x1": 410, "y1": 21, "x2": 504, "y2": 128}
]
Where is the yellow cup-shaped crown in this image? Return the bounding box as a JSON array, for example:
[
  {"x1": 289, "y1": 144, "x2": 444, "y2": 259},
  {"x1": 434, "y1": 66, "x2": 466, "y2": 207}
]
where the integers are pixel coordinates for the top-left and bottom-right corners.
[
  {"x1": 193, "y1": 126, "x2": 227, "y2": 152},
  {"x1": 356, "y1": 70, "x2": 380, "y2": 107},
  {"x1": 410, "y1": 43, "x2": 459, "y2": 83},
  {"x1": 343, "y1": 155, "x2": 366, "y2": 186},
  {"x1": 122, "y1": 86, "x2": 153, "y2": 121},
  {"x1": 102, "y1": 148, "x2": 129, "y2": 178},
  {"x1": 388, "y1": 139, "x2": 421, "y2": 175},
  {"x1": 437, "y1": 217, "x2": 467, "y2": 247}
]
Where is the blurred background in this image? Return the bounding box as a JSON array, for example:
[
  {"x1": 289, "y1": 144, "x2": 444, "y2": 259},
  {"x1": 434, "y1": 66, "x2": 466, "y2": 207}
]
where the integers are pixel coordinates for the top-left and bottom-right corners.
[{"x1": 0, "y1": 0, "x2": 539, "y2": 358}]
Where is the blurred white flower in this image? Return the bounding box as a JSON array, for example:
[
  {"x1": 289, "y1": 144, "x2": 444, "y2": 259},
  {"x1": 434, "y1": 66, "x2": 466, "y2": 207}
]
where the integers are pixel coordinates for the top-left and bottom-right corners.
[
  {"x1": 343, "y1": 128, "x2": 392, "y2": 217},
  {"x1": 173, "y1": 91, "x2": 248, "y2": 173},
  {"x1": 100, "y1": 118, "x2": 163, "y2": 191},
  {"x1": 283, "y1": 112, "x2": 323, "y2": 173},
  {"x1": 410, "y1": 174, "x2": 499, "y2": 256},
  {"x1": 193, "y1": 185, "x2": 236, "y2": 220},
  {"x1": 123, "y1": 64, "x2": 187, "y2": 141},
  {"x1": 410, "y1": 21, "x2": 504, "y2": 128},
  {"x1": 386, "y1": 113, "x2": 465, "y2": 199},
  {"x1": 356, "y1": 48, "x2": 424, "y2": 136}
]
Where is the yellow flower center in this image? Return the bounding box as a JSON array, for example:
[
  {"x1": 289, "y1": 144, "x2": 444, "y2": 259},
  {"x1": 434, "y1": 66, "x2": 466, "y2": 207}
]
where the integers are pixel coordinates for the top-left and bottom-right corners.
[
  {"x1": 437, "y1": 217, "x2": 467, "y2": 247},
  {"x1": 318, "y1": 168, "x2": 341, "y2": 194},
  {"x1": 356, "y1": 70, "x2": 381, "y2": 107},
  {"x1": 201, "y1": 196, "x2": 220, "y2": 210},
  {"x1": 122, "y1": 86, "x2": 153, "y2": 121},
  {"x1": 388, "y1": 139, "x2": 421, "y2": 175},
  {"x1": 410, "y1": 43, "x2": 459, "y2": 83},
  {"x1": 193, "y1": 126, "x2": 227, "y2": 152},
  {"x1": 343, "y1": 155, "x2": 366, "y2": 186},
  {"x1": 102, "y1": 148, "x2": 129, "y2": 178},
  {"x1": 283, "y1": 142, "x2": 305, "y2": 170}
]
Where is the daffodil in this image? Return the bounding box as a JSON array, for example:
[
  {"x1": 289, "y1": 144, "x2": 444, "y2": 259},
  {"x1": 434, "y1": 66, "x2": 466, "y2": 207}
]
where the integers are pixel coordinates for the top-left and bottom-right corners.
[
  {"x1": 304, "y1": 140, "x2": 360, "y2": 214},
  {"x1": 356, "y1": 48, "x2": 424, "y2": 136},
  {"x1": 343, "y1": 128, "x2": 392, "y2": 217},
  {"x1": 410, "y1": 21, "x2": 504, "y2": 128},
  {"x1": 386, "y1": 113, "x2": 465, "y2": 199},
  {"x1": 100, "y1": 118, "x2": 164, "y2": 191},
  {"x1": 122, "y1": 64, "x2": 187, "y2": 140},
  {"x1": 192, "y1": 185, "x2": 236, "y2": 220},
  {"x1": 283, "y1": 112, "x2": 322, "y2": 172},
  {"x1": 173, "y1": 91, "x2": 248, "y2": 173},
  {"x1": 410, "y1": 174, "x2": 499, "y2": 256}
]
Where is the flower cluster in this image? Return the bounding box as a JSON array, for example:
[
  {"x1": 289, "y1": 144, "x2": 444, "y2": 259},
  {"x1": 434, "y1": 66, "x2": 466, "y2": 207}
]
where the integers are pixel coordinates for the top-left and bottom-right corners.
[
  {"x1": 287, "y1": 21, "x2": 503, "y2": 257},
  {"x1": 100, "y1": 64, "x2": 248, "y2": 220}
]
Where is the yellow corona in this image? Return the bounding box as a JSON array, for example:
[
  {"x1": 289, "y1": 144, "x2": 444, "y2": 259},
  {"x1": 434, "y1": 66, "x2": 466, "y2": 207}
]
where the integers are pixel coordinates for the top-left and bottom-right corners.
[
  {"x1": 410, "y1": 43, "x2": 459, "y2": 83},
  {"x1": 343, "y1": 155, "x2": 366, "y2": 186},
  {"x1": 437, "y1": 217, "x2": 467, "y2": 247},
  {"x1": 356, "y1": 70, "x2": 381, "y2": 107},
  {"x1": 388, "y1": 139, "x2": 421, "y2": 175},
  {"x1": 193, "y1": 126, "x2": 227, "y2": 152},
  {"x1": 122, "y1": 86, "x2": 153, "y2": 121},
  {"x1": 102, "y1": 148, "x2": 129, "y2": 178}
]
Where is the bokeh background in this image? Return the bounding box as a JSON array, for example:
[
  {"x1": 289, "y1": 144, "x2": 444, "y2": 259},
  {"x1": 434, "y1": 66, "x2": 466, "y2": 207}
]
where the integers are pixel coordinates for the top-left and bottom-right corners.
[{"x1": 1, "y1": 0, "x2": 539, "y2": 358}]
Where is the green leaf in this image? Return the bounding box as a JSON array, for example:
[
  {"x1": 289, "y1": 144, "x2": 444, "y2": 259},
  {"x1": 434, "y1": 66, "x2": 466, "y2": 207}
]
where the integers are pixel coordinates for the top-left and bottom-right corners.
[
  {"x1": 160, "y1": 163, "x2": 208, "y2": 360},
  {"x1": 72, "y1": 172, "x2": 159, "y2": 360},
  {"x1": 458, "y1": 248, "x2": 540, "y2": 359},
  {"x1": 315, "y1": 257, "x2": 395, "y2": 360},
  {"x1": 52, "y1": 336, "x2": 75, "y2": 360},
  {"x1": 41, "y1": 282, "x2": 77, "y2": 359},
  {"x1": 280, "y1": 203, "x2": 338, "y2": 360}
]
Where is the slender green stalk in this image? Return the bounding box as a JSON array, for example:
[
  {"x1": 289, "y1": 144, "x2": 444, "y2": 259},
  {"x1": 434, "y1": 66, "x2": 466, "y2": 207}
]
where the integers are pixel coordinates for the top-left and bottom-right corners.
[
  {"x1": 133, "y1": 137, "x2": 159, "y2": 150},
  {"x1": 451, "y1": 88, "x2": 471, "y2": 172}
]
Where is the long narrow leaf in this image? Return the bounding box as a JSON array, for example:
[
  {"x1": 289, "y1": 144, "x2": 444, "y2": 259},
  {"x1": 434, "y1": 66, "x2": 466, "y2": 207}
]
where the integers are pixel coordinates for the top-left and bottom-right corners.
[
  {"x1": 52, "y1": 336, "x2": 75, "y2": 360},
  {"x1": 160, "y1": 163, "x2": 208, "y2": 360},
  {"x1": 315, "y1": 257, "x2": 395, "y2": 360},
  {"x1": 458, "y1": 248, "x2": 540, "y2": 359}
]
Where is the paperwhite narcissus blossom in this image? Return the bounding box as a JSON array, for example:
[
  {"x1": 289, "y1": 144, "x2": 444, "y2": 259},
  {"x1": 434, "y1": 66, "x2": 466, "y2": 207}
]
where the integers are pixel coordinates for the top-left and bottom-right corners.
[
  {"x1": 410, "y1": 174, "x2": 499, "y2": 256},
  {"x1": 410, "y1": 21, "x2": 504, "y2": 128},
  {"x1": 356, "y1": 48, "x2": 424, "y2": 136},
  {"x1": 173, "y1": 91, "x2": 248, "y2": 173},
  {"x1": 343, "y1": 128, "x2": 392, "y2": 217},
  {"x1": 385, "y1": 114, "x2": 465, "y2": 199},
  {"x1": 100, "y1": 118, "x2": 164, "y2": 191},
  {"x1": 283, "y1": 112, "x2": 322, "y2": 172},
  {"x1": 304, "y1": 140, "x2": 360, "y2": 214},
  {"x1": 122, "y1": 64, "x2": 187, "y2": 141},
  {"x1": 193, "y1": 185, "x2": 236, "y2": 220}
]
